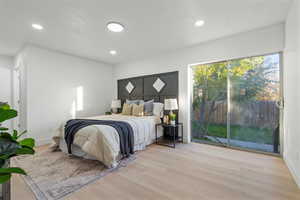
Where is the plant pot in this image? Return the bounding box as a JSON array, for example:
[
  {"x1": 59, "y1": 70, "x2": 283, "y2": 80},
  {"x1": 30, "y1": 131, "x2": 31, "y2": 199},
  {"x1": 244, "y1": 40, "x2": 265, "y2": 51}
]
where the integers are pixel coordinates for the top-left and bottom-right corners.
[
  {"x1": 0, "y1": 161, "x2": 11, "y2": 200},
  {"x1": 170, "y1": 120, "x2": 176, "y2": 125}
]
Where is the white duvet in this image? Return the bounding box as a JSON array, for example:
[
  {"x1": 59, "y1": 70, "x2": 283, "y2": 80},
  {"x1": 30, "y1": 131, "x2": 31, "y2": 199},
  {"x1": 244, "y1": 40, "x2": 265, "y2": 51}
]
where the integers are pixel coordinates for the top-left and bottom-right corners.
[{"x1": 52, "y1": 114, "x2": 162, "y2": 168}]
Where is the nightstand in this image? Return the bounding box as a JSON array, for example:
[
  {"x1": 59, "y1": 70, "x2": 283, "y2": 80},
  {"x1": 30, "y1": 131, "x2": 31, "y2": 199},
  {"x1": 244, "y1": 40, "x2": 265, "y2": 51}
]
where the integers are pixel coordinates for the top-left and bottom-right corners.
[{"x1": 155, "y1": 123, "x2": 183, "y2": 148}]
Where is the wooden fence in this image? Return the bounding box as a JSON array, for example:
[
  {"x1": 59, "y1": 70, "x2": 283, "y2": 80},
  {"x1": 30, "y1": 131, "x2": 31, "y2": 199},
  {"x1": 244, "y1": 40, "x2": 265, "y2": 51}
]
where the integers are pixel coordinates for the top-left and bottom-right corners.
[{"x1": 193, "y1": 101, "x2": 279, "y2": 129}]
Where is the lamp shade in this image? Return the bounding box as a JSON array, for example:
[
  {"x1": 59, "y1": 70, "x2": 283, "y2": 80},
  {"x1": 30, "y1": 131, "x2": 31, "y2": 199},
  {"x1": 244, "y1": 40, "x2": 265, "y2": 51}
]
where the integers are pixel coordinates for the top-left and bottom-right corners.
[
  {"x1": 164, "y1": 99, "x2": 178, "y2": 110},
  {"x1": 111, "y1": 99, "x2": 121, "y2": 108}
]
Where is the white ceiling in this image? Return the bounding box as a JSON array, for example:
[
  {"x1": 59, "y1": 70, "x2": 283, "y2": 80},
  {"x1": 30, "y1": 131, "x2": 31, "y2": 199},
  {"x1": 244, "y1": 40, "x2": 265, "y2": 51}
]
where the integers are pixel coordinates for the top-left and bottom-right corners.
[{"x1": 0, "y1": 0, "x2": 292, "y2": 64}]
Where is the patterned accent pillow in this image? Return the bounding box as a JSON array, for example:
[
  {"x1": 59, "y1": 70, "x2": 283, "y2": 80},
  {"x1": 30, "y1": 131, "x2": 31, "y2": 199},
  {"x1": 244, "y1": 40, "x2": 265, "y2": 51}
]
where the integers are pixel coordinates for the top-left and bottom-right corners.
[
  {"x1": 132, "y1": 104, "x2": 144, "y2": 116},
  {"x1": 122, "y1": 103, "x2": 133, "y2": 115}
]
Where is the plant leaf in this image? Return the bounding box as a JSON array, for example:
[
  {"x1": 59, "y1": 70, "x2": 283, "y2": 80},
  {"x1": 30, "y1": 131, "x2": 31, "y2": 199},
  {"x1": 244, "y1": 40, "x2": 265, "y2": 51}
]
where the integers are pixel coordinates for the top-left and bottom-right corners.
[
  {"x1": 0, "y1": 167, "x2": 26, "y2": 175},
  {"x1": 0, "y1": 127, "x2": 9, "y2": 131},
  {"x1": 0, "y1": 159, "x2": 5, "y2": 168},
  {"x1": 12, "y1": 130, "x2": 18, "y2": 140},
  {"x1": 0, "y1": 173, "x2": 11, "y2": 184},
  {"x1": 15, "y1": 146, "x2": 35, "y2": 155},
  {"x1": 0, "y1": 103, "x2": 10, "y2": 110},
  {"x1": 0, "y1": 132, "x2": 13, "y2": 140},
  {"x1": 0, "y1": 109, "x2": 17, "y2": 123},
  {"x1": 19, "y1": 138, "x2": 35, "y2": 148}
]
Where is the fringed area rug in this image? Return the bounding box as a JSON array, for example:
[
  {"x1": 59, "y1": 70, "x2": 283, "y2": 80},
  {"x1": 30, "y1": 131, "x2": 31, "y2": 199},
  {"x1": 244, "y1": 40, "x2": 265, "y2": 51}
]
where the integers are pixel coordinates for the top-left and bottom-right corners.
[{"x1": 12, "y1": 149, "x2": 136, "y2": 200}]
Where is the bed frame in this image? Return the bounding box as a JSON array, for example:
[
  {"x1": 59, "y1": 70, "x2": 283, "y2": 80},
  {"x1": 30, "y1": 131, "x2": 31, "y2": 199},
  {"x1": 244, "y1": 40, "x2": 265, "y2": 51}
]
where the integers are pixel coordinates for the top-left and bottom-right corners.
[{"x1": 117, "y1": 71, "x2": 179, "y2": 120}]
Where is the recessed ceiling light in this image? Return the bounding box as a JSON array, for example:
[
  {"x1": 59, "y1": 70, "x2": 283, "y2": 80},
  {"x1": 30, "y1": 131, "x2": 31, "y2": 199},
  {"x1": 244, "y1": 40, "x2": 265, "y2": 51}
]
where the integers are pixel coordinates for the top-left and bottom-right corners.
[
  {"x1": 194, "y1": 20, "x2": 205, "y2": 27},
  {"x1": 107, "y1": 22, "x2": 124, "y2": 32},
  {"x1": 110, "y1": 50, "x2": 117, "y2": 55},
  {"x1": 32, "y1": 23, "x2": 44, "y2": 30}
]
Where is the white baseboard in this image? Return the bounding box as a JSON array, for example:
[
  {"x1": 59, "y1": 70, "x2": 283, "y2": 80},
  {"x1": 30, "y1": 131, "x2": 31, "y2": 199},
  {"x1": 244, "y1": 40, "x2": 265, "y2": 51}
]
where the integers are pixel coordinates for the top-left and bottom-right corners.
[
  {"x1": 284, "y1": 154, "x2": 300, "y2": 188},
  {"x1": 35, "y1": 138, "x2": 52, "y2": 146}
]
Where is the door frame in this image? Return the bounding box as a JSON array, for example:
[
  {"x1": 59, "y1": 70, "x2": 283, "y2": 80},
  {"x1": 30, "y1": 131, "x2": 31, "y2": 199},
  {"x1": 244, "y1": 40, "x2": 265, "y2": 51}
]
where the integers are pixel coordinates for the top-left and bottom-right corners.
[
  {"x1": 12, "y1": 67, "x2": 21, "y2": 132},
  {"x1": 188, "y1": 52, "x2": 284, "y2": 157}
]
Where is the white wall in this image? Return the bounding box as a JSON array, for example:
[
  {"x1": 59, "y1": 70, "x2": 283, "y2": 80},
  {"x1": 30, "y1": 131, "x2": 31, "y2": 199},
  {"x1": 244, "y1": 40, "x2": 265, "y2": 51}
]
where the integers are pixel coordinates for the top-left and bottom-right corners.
[
  {"x1": 0, "y1": 55, "x2": 13, "y2": 128},
  {"x1": 113, "y1": 24, "x2": 285, "y2": 143},
  {"x1": 283, "y1": 0, "x2": 300, "y2": 187},
  {"x1": 0, "y1": 55, "x2": 13, "y2": 104},
  {"x1": 16, "y1": 46, "x2": 114, "y2": 145}
]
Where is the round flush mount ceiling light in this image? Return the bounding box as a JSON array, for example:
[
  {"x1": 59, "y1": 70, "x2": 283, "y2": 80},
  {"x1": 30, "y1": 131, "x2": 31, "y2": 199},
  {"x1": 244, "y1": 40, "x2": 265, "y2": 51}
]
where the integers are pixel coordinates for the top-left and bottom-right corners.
[
  {"x1": 194, "y1": 20, "x2": 205, "y2": 27},
  {"x1": 107, "y1": 22, "x2": 124, "y2": 32},
  {"x1": 110, "y1": 50, "x2": 117, "y2": 55},
  {"x1": 32, "y1": 23, "x2": 44, "y2": 30}
]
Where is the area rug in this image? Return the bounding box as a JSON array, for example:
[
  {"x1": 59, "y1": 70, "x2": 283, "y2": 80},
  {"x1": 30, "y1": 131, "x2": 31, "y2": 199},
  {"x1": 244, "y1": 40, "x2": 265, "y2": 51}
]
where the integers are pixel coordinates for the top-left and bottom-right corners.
[{"x1": 12, "y1": 148, "x2": 136, "y2": 200}]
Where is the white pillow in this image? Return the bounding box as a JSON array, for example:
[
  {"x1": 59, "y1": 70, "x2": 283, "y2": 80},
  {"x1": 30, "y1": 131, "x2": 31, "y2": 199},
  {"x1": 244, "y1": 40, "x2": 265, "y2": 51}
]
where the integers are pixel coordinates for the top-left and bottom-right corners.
[{"x1": 153, "y1": 102, "x2": 164, "y2": 118}]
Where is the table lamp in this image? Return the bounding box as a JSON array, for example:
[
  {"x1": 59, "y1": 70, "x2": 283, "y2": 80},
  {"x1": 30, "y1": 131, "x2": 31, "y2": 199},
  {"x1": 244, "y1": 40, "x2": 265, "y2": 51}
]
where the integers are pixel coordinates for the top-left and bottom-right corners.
[{"x1": 111, "y1": 99, "x2": 121, "y2": 114}]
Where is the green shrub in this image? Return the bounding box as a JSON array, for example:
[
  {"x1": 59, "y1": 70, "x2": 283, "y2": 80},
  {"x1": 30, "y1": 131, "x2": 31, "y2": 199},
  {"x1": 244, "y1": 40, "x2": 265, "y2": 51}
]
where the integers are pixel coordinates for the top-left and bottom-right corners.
[{"x1": 0, "y1": 103, "x2": 35, "y2": 183}]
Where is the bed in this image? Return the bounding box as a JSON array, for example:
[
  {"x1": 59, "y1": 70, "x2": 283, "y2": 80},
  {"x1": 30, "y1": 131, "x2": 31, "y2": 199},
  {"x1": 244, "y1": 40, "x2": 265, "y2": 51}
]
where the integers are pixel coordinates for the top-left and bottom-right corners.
[
  {"x1": 52, "y1": 71, "x2": 179, "y2": 168},
  {"x1": 52, "y1": 114, "x2": 162, "y2": 168}
]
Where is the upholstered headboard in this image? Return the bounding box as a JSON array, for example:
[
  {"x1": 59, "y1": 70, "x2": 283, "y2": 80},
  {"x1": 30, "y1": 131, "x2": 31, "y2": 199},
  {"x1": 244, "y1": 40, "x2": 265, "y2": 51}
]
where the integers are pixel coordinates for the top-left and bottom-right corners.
[{"x1": 117, "y1": 71, "x2": 179, "y2": 116}]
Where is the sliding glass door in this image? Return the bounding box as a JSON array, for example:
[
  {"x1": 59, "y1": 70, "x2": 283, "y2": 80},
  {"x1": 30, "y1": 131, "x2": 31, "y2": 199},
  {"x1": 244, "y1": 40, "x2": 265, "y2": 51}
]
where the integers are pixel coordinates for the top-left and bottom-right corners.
[
  {"x1": 192, "y1": 61, "x2": 229, "y2": 146},
  {"x1": 191, "y1": 53, "x2": 281, "y2": 154}
]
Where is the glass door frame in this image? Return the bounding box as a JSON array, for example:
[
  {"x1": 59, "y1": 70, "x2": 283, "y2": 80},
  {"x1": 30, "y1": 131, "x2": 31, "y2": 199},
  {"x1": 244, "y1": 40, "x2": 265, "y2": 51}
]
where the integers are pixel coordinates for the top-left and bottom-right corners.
[{"x1": 189, "y1": 52, "x2": 284, "y2": 156}]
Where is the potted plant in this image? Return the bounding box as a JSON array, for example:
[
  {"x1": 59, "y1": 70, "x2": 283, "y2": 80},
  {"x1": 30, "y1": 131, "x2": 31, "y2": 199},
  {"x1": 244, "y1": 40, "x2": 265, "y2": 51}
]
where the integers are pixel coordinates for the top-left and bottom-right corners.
[
  {"x1": 0, "y1": 102, "x2": 35, "y2": 200},
  {"x1": 169, "y1": 113, "x2": 176, "y2": 125}
]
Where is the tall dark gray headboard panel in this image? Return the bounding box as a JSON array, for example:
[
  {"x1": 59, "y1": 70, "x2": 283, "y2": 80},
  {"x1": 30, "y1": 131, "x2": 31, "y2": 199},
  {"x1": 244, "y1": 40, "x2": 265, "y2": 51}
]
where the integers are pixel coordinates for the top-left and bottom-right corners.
[{"x1": 117, "y1": 71, "x2": 179, "y2": 106}]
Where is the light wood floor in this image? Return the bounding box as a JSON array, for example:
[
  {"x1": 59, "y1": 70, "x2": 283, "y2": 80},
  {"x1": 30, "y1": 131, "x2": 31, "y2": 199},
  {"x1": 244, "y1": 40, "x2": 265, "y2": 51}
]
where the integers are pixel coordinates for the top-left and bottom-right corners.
[{"x1": 12, "y1": 143, "x2": 300, "y2": 200}]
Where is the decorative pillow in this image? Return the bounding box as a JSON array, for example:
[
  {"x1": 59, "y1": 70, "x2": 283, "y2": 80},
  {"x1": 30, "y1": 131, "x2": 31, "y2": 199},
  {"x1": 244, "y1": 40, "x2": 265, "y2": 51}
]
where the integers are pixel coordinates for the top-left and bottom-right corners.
[
  {"x1": 153, "y1": 102, "x2": 164, "y2": 118},
  {"x1": 144, "y1": 99, "x2": 154, "y2": 116},
  {"x1": 132, "y1": 104, "x2": 144, "y2": 116},
  {"x1": 126, "y1": 99, "x2": 144, "y2": 105},
  {"x1": 122, "y1": 103, "x2": 133, "y2": 115}
]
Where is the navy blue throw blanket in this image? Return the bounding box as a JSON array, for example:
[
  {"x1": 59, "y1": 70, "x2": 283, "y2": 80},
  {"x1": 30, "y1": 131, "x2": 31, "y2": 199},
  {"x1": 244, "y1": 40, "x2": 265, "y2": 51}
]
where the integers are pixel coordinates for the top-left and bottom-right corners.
[{"x1": 64, "y1": 119, "x2": 134, "y2": 158}]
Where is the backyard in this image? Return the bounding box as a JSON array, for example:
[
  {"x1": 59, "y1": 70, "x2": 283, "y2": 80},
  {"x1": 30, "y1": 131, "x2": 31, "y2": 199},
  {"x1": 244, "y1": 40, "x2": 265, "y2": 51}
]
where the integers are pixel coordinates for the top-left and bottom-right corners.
[
  {"x1": 191, "y1": 54, "x2": 280, "y2": 152},
  {"x1": 192, "y1": 121, "x2": 274, "y2": 145}
]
